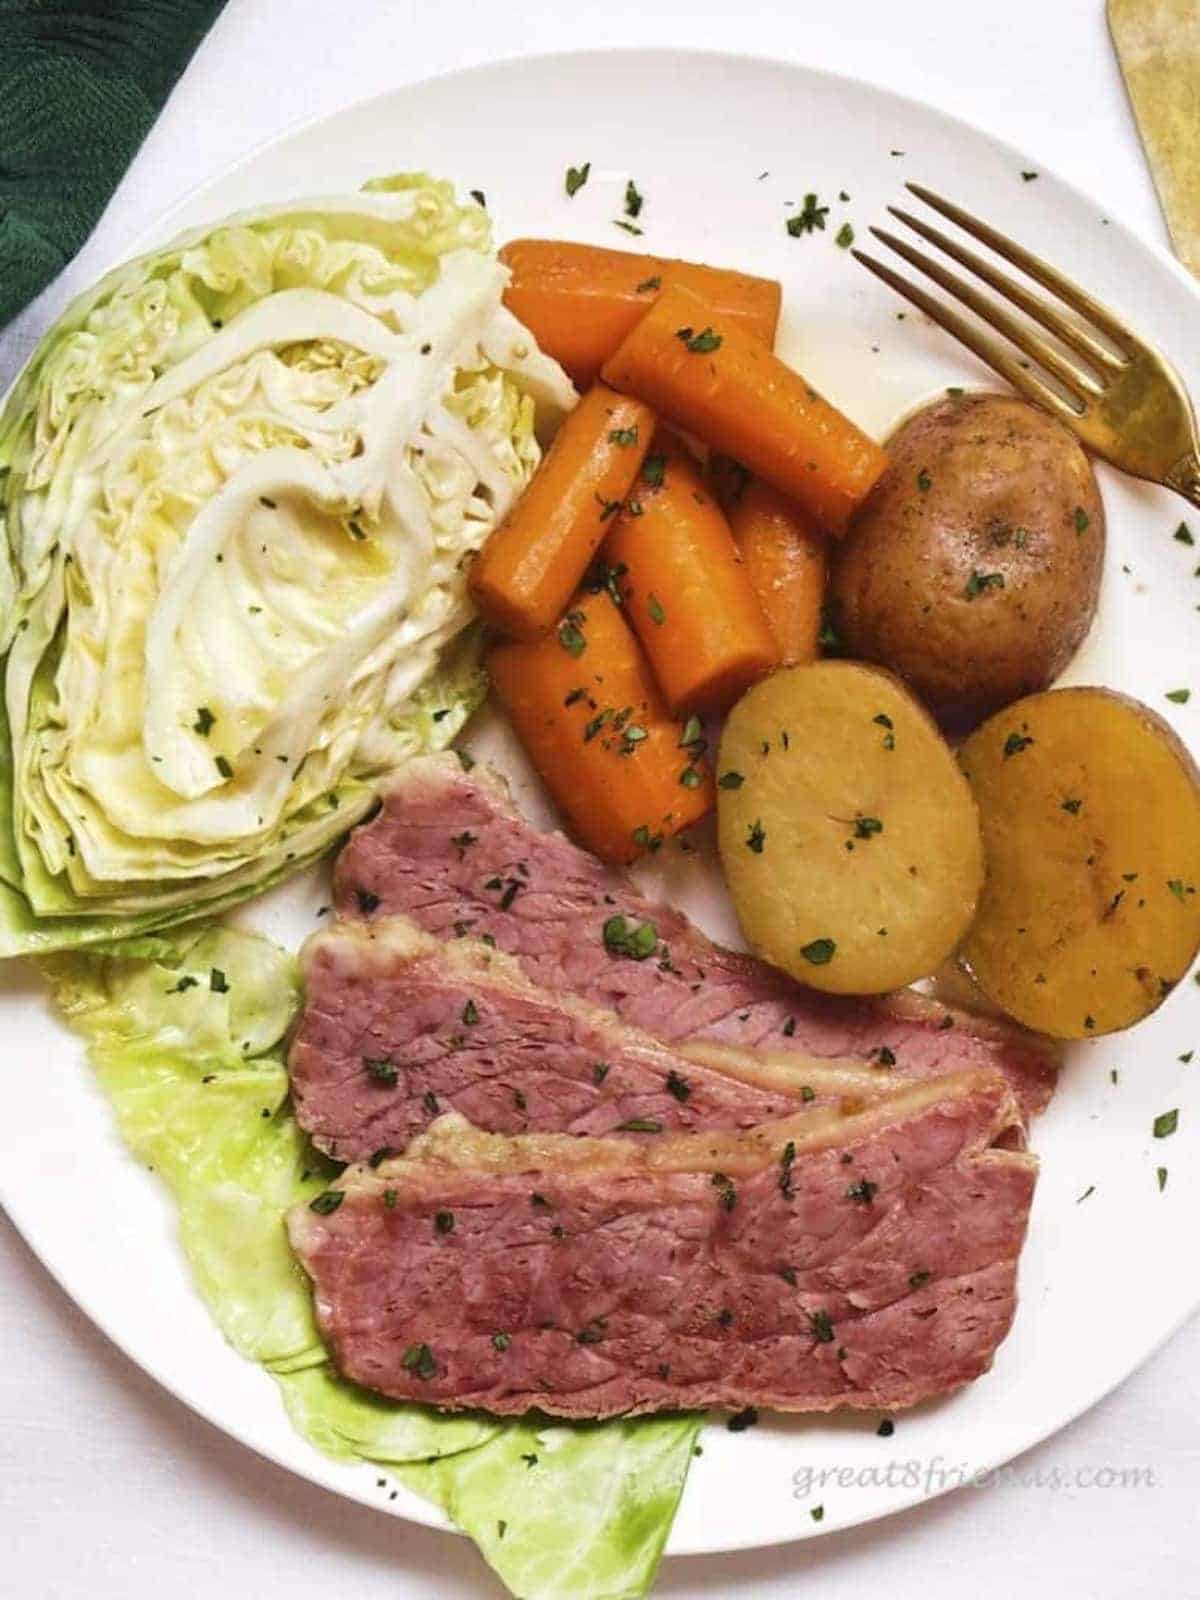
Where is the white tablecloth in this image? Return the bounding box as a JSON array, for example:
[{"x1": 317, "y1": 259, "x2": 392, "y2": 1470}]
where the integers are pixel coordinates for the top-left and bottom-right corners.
[{"x1": 2, "y1": 2, "x2": 1197, "y2": 1594}]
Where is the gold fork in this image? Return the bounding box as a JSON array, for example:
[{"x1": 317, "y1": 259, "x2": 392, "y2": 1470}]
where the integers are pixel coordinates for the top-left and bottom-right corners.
[{"x1": 853, "y1": 183, "x2": 1200, "y2": 507}]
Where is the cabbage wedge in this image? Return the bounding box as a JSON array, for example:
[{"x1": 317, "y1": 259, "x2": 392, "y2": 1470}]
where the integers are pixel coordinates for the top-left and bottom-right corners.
[{"x1": 0, "y1": 175, "x2": 573, "y2": 954}]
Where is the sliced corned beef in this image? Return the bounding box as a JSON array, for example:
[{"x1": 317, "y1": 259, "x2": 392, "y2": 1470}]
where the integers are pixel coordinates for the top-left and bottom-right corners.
[
  {"x1": 333, "y1": 755, "x2": 1058, "y2": 1121},
  {"x1": 288, "y1": 1068, "x2": 1036, "y2": 1418},
  {"x1": 290, "y1": 917, "x2": 897, "y2": 1162}
]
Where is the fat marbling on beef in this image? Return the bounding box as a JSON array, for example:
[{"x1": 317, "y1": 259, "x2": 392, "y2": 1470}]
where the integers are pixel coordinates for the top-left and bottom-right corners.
[
  {"x1": 333, "y1": 755, "x2": 1058, "y2": 1121},
  {"x1": 290, "y1": 917, "x2": 899, "y2": 1162},
  {"x1": 288, "y1": 1068, "x2": 1036, "y2": 1418}
]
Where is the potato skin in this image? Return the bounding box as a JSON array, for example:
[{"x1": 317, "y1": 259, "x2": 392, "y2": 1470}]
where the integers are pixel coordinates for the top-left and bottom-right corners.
[
  {"x1": 960, "y1": 688, "x2": 1200, "y2": 1038},
  {"x1": 717, "y1": 661, "x2": 984, "y2": 995},
  {"x1": 832, "y1": 393, "x2": 1104, "y2": 728}
]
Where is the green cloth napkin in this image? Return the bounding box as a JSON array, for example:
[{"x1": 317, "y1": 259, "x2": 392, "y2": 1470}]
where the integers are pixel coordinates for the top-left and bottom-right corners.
[{"x1": 0, "y1": 0, "x2": 228, "y2": 328}]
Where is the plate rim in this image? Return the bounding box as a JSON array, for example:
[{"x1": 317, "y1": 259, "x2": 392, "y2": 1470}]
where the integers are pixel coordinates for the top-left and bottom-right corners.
[{"x1": 2, "y1": 43, "x2": 1198, "y2": 1562}]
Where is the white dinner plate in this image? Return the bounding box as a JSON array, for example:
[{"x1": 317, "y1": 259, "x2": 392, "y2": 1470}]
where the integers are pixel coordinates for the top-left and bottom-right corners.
[{"x1": 1, "y1": 48, "x2": 1197, "y2": 1560}]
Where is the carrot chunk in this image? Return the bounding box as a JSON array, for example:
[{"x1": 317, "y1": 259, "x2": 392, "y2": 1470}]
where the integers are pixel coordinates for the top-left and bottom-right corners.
[
  {"x1": 470, "y1": 385, "x2": 655, "y2": 640},
  {"x1": 605, "y1": 437, "x2": 779, "y2": 716},
  {"x1": 726, "y1": 476, "x2": 828, "y2": 666},
  {"x1": 488, "y1": 589, "x2": 714, "y2": 863},
  {"x1": 601, "y1": 281, "x2": 887, "y2": 534},
  {"x1": 500, "y1": 239, "x2": 781, "y2": 387}
]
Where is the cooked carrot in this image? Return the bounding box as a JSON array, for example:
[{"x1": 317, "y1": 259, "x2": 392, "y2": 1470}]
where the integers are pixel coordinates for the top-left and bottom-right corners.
[
  {"x1": 470, "y1": 384, "x2": 656, "y2": 640},
  {"x1": 488, "y1": 589, "x2": 714, "y2": 864},
  {"x1": 726, "y1": 476, "x2": 828, "y2": 666},
  {"x1": 500, "y1": 239, "x2": 782, "y2": 387},
  {"x1": 603, "y1": 436, "x2": 779, "y2": 716},
  {"x1": 601, "y1": 281, "x2": 887, "y2": 535}
]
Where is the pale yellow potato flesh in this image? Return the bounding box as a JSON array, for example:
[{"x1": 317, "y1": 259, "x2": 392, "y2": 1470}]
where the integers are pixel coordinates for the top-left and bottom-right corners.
[
  {"x1": 716, "y1": 661, "x2": 984, "y2": 994},
  {"x1": 960, "y1": 688, "x2": 1200, "y2": 1038}
]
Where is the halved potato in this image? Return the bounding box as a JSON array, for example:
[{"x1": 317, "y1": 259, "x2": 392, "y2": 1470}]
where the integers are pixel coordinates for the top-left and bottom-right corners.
[
  {"x1": 959, "y1": 688, "x2": 1200, "y2": 1037},
  {"x1": 717, "y1": 661, "x2": 984, "y2": 994}
]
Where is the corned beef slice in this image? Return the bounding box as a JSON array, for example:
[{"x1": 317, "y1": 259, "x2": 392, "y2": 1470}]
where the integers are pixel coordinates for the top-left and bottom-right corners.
[
  {"x1": 288, "y1": 1069, "x2": 1037, "y2": 1418},
  {"x1": 290, "y1": 918, "x2": 898, "y2": 1161},
  {"x1": 333, "y1": 756, "x2": 1058, "y2": 1120}
]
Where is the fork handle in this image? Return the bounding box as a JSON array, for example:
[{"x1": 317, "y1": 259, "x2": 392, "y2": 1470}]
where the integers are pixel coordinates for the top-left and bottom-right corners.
[{"x1": 1165, "y1": 448, "x2": 1200, "y2": 508}]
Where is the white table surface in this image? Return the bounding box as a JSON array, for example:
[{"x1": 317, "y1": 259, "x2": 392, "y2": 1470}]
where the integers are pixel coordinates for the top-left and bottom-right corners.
[{"x1": 2, "y1": 1, "x2": 1197, "y2": 1595}]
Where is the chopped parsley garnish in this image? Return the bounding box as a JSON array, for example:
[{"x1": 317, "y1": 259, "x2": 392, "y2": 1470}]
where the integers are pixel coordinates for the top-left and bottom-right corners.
[
  {"x1": 383, "y1": 1189, "x2": 397, "y2": 1208},
  {"x1": 209, "y1": 968, "x2": 229, "y2": 993},
  {"x1": 675, "y1": 325, "x2": 722, "y2": 354},
  {"x1": 648, "y1": 593, "x2": 666, "y2": 625},
  {"x1": 401, "y1": 1342, "x2": 437, "y2": 1380},
  {"x1": 565, "y1": 162, "x2": 590, "y2": 197},
  {"x1": 801, "y1": 938, "x2": 836, "y2": 966},
  {"x1": 631, "y1": 824, "x2": 663, "y2": 852},
  {"x1": 309, "y1": 1190, "x2": 344, "y2": 1215},
  {"x1": 679, "y1": 715, "x2": 704, "y2": 748},
  {"x1": 193, "y1": 706, "x2": 215, "y2": 736},
  {"x1": 636, "y1": 275, "x2": 662, "y2": 293},
  {"x1": 847, "y1": 1178, "x2": 878, "y2": 1205},
  {"x1": 1168, "y1": 879, "x2": 1190, "y2": 901},
  {"x1": 558, "y1": 612, "x2": 587, "y2": 657},
  {"x1": 492, "y1": 1332, "x2": 511, "y2": 1351},
  {"x1": 786, "y1": 193, "x2": 829, "y2": 236},
  {"x1": 809, "y1": 1308, "x2": 835, "y2": 1342},
  {"x1": 909, "y1": 1270, "x2": 932, "y2": 1289},
  {"x1": 1158, "y1": 1167, "x2": 1169, "y2": 1192},
  {"x1": 214, "y1": 755, "x2": 233, "y2": 779},
  {"x1": 452, "y1": 830, "x2": 477, "y2": 858},
  {"x1": 711, "y1": 1172, "x2": 737, "y2": 1211},
  {"x1": 835, "y1": 221, "x2": 854, "y2": 248},
  {"x1": 368, "y1": 1147, "x2": 395, "y2": 1169},
  {"x1": 779, "y1": 1139, "x2": 796, "y2": 1196},
  {"x1": 642, "y1": 452, "x2": 667, "y2": 488},
  {"x1": 576, "y1": 1321, "x2": 606, "y2": 1345},
  {"x1": 364, "y1": 1056, "x2": 398, "y2": 1086},
  {"x1": 876, "y1": 1045, "x2": 896, "y2": 1066},
  {"x1": 1153, "y1": 1108, "x2": 1179, "y2": 1139},
  {"x1": 595, "y1": 492, "x2": 622, "y2": 522},
  {"x1": 602, "y1": 914, "x2": 658, "y2": 960},
  {"x1": 746, "y1": 818, "x2": 766, "y2": 853},
  {"x1": 801, "y1": 1085, "x2": 816, "y2": 1103},
  {"x1": 964, "y1": 570, "x2": 1005, "y2": 600},
  {"x1": 810, "y1": 1505, "x2": 824, "y2": 1522},
  {"x1": 624, "y1": 179, "x2": 644, "y2": 218},
  {"x1": 613, "y1": 220, "x2": 643, "y2": 235},
  {"x1": 854, "y1": 815, "x2": 883, "y2": 839},
  {"x1": 1074, "y1": 506, "x2": 1090, "y2": 533},
  {"x1": 593, "y1": 1062, "x2": 610, "y2": 1085},
  {"x1": 718, "y1": 770, "x2": 744, "y2": 789},
  {"x1": 916, "y1": 469, "x2": 932, "y2": 492},
  {"x1": 617, "y1": 1117, "x2": 663, "y2": 1133},
  {"x1": 666, "y1": 1070, "x2": 691, "y2": 1102},
  {"x1": 1062, "y1": 797, "x2": 1083, "y2": 814},
  {"x1": 609, "y1": 425, "x2": 639, "y2": 446},
  {"x1": 727, "y1": 1407, "x2": 759, "y2": 1432},
  {"x1": 462, "y1": 999, "x2": 479, "y2": 1026},
  {"x1": 355, "y1": 888, "x2": 381, "y2": 914},
  {"x1": 469, "y1": 189, "x2": 487, "y2": 207},
  {"x1": 169, "y1": 975, "x2": 199, "y2": 994},
  {"x1": 1003, "y1": 731, "x2": 1034, "y2": 758},
  {"x1": 1166, "y1": 688, "x2": 1191, "y2": 704},
  {"x1": 422, "y1": 1090, "x2": 440, "y2": 1116},
  {"x1": 1175, "y1": 521, "x2": 1195, "y2": 546},
  {"x1": 679, "y1": 765, "x2": 703, "y2": 788},
  {"x1": 435, "y1": 1210, "x2": 455, "y2": 1234}
]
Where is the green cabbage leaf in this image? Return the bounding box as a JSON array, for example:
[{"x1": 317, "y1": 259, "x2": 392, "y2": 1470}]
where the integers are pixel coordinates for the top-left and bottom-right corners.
[{"x1": 45, "y1": 926, "x2": 700, "y2": 1598}]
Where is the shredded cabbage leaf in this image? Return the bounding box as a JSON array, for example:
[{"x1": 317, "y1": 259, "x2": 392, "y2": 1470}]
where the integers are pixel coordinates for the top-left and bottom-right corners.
[
  {"x1": 0, "y1": 174, "x2": 573, "y2": 953},
  {"x1": 45, "y1": 928, "x2": 700, "y2": 1598}
]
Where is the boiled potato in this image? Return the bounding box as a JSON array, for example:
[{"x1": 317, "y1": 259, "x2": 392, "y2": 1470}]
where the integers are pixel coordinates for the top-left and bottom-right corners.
[
  {"x1": 717, "y1": 661, "x2": 984, "y2": 994},
  {"x1": 960, "y1": 688, "x2": 1200, "y2": 1037},
  {"x1": 832, "y1": 393, "x2": 1104, "y2": 728}
]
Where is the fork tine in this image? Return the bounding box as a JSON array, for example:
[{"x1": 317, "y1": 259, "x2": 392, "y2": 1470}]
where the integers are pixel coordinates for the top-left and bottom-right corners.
[
  {"x1": 868, "y1": 226, "x2": 1101, "y2": 400},
  {"x1": 850, "y1": 248, "x2": 1087, "y2": 424},
  {"x1": 905, "y1": 183, "x2": 1137, "y2": 355},
  {"x1": 887, "y1": 206, "x2": 1126, "y2": 376}
]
